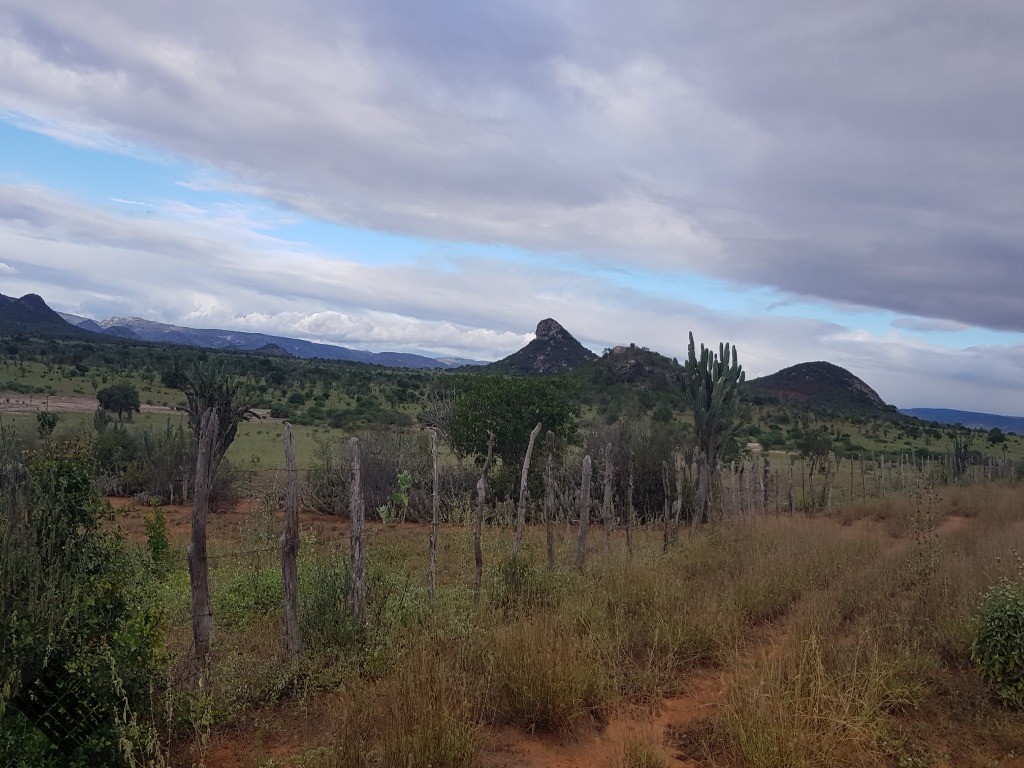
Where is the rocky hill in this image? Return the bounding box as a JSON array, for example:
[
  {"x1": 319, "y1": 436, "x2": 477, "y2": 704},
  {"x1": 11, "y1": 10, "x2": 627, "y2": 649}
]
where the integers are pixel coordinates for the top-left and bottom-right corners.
[
  {"x1": 0, "y1": 293, "x2": 94, "y2": 339},
  {"x1": 482, "y1": 319, "x2": 597, "y2": 375},
  {"x1": 586, "y1": 344, "x2": 682, "y2": 391},
  {"x1": 747, "y1": 361, "x2": 893, "y2": 415}
]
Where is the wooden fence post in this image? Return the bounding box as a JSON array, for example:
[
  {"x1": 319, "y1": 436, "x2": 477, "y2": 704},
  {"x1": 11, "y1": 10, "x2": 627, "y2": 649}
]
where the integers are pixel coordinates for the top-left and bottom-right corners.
[
  {"x1": 281, "y1": 423, "x2": 301, "y2": 663},
  {"x1": 349, "y1": 437, "x2": 367, "y2": 624},
  {"x1": 602, "y1": 443, "x2": 614, "y2": 552},
  {"x1": 428, "y1": 429, "x2": 439, "y2": 609},
  {"x1": 544, "y1": 431, "x2": 556, "y2": 569},
  {"x1": 626, "y1": 451, "x2": 634, "y2": 558},
  {"x1": 576, "y1": 455, "x2": 592, "y2": 572},
  {"x1": 512, "y1": 422, "x2": 543, "y2": 558},
  {"x1": 474, "y1": 432, "x2": 495, "y2": 606},
  {"x1": 188, "y1": 407, "x2": 218, "y2": 680}
]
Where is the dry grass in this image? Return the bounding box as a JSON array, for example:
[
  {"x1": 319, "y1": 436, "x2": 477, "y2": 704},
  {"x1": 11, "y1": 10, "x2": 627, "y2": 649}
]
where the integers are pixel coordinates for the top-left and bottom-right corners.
[{"x1": 140, "y1": 484, "x2": 1024, "y2": 767}]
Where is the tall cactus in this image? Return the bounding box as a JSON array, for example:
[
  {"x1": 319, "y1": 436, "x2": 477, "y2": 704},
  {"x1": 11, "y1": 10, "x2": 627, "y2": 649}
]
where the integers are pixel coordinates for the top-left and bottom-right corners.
[{"x1": 681, "y1": 332, "x2": 745, "y2": 524}]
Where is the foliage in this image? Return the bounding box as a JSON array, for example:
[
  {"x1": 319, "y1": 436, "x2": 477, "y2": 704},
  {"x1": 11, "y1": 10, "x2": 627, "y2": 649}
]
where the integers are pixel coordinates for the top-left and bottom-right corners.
[
  {"x1": 0, "y1": 438, "x2": 164, "y2": 766},
  {"x1": 96, "y1": 381, "x2": 141, "y2": 421},
  {"x1": 173, "y1": 358, "x2": 258, "y2": 471},
  {"x1": 448, "y1": 375, "x2": 577, "y2": 469},
  {"x1": 971, "y1": 580, "x2": 1024, "y2": 708},
  {"x1": 35, "y1": 411, "x2": 59, "y2": 440}
]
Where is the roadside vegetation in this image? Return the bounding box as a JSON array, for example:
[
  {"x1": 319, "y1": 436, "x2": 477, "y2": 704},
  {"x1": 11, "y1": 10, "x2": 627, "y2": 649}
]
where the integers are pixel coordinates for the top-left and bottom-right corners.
[{"x1": 2, "y1": 332, "x2": 1023, "y2": 766}]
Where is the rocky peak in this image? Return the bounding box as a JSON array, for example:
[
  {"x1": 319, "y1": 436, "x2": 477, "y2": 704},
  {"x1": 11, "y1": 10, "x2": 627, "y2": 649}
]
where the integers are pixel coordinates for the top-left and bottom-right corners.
[{"x1": 535, "y1": 318, "x2": 566, "y2": 341}]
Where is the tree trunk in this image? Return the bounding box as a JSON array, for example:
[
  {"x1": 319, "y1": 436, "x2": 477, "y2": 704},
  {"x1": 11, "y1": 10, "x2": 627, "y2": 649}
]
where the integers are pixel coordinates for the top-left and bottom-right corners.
[
  {"x1": 428, "y1": 429, "x2": 439, "y2": 609},
  {"x1": 349, "y1": 437, "x2": 367, "y2": 624},
  {"x1": 602, "y1": 443, "x2": 614, "y2": 552},
  {"x1": 280, "y1": 423, "x2": 301, "y2": 663},
  {"x1": 544, "y1": 431, "x2": 556, "y2": 569},
  {"x1": 576, "y1": 455, "x2": 592, "y2": 572},
  {"x1": 512, "y1": 422, "x2": 543, "y2": 558},
  {"x1": 691, "y1": 452, "x2": 708, "y2": 528},
  {"x1": 189, "y1": 407, "x2": 218, "y2": 681},
  {"x1": 474, "y1": 432, "x2": 495, "y2": 606}
]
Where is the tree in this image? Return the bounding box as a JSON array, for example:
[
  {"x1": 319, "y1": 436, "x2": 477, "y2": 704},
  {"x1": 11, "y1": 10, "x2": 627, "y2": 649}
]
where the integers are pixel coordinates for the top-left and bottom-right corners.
[
  {"x1": 448, "y1": 376, "x2": 577, "y2": 471},
  {"x1": 681, "y1": 332, "x2": 745, "y2": 524},
  {"x1": 173, "y1": 359, "x2": 257, "y2": 472},
  {"x1": 987, "y1": 427, "x2": 1006, "y2": 445},
  {"x1": 96, "y1": 382, "x2": 141, "y2": 421}
]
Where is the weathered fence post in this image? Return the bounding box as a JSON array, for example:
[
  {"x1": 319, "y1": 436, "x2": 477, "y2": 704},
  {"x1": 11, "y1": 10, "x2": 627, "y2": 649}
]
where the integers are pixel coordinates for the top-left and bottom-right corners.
[
  {"x1": 626, "y1": 451, "x2": 635, "y2": 558},
  {"x1": 428, "y1": 429, "x2": 439, "y2": 609},
  {"x1": 544, "y1": 431, "x2": 556, "y2": 569},
  {"x1": 349, "y1": 437, "x2": 367, "y2": 624},
  {"x1": 189, "y1": 407, "x2": 218, "y2": 680},
  {"x1": 602, "y1": 443, "x2": 614, "y2": 552},
  {"x1": 662, "y1": 460, "x2": 672, "y2": 550},
  {"x1": 281, "y1": 423, "x2": 301, "y2": 662},
  {"x1": 576, "y1": 455, "x2": 592, "y2": 572},
  {"x1": 512, "y1": 422, "x2": 543, "y2": 558},
  {"x1": 474, "y1": 432, "x2": 495, "y2": 606}
]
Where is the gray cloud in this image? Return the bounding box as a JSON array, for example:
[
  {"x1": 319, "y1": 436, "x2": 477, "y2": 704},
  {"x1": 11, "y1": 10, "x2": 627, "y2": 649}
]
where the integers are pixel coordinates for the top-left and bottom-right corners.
[
  {"x1": 2, "y1": 183, "x2": 1021, "y2": 413},
  {"x1": 6, "y1": 0, "x2": 1022, "y2": 330},
  {"x1": 2, "y1": 2, "x2": 1024, "y2": 412}
]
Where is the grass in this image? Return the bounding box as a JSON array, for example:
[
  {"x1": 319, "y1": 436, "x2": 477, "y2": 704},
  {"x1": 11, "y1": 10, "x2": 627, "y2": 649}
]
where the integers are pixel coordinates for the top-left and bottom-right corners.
[{"x1": 71, "y1": 482, "x2": 1024, "y2": 766}]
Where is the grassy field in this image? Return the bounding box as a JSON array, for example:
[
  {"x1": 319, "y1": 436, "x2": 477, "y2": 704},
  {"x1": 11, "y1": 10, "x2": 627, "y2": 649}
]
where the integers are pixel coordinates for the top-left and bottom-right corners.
[{"x1": 108, "y1": 481, "x2": 1024, "y2": 768}]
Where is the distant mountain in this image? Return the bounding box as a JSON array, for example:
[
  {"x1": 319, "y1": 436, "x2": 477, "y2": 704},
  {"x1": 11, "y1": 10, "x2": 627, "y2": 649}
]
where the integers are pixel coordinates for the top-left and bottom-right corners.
[
  {"x1": 747, "y1": 361, "x2": 894, "y2": 416},
  {"x1": 53, "y1": 311, "x2": 482, "y2": 369},
  {"x1": 1, "y1": 293, "x2": 94, "y2": 339},
  {"x1": 900, "y1": 408, "x2": 1024, "y2": 434},
  {"x1": 481, "y1": 319, "x2": 597, "y2": 375}
]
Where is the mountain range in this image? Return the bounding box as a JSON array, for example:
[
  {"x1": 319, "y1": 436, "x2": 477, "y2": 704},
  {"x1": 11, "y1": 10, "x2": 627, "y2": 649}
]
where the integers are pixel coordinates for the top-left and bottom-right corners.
[
  {"x1": 898, "y1": 409, "x2": 1024, "y2": 434},
  {"x1": 47, "y1": 307, "x2": 482, "y2": 369},
  {"x1": 4, "y1": 291, "x2": 1022, "y2": 426}
]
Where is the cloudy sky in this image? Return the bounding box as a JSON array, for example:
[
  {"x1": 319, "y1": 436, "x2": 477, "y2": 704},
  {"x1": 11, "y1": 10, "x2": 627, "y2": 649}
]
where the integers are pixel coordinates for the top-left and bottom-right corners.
[{"x1": 2, "y1": 1, "x2": 1023, "y2": 413}]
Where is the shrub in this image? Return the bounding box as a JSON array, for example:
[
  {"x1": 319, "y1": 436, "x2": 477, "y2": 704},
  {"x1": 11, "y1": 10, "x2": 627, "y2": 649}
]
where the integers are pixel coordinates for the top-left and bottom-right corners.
[
  {"x1": 971, "y1": 580, "x2": 1024, "y2": 708},
  {"x1": 1, "y1": 438, "x2": 164, "y2": 766}
]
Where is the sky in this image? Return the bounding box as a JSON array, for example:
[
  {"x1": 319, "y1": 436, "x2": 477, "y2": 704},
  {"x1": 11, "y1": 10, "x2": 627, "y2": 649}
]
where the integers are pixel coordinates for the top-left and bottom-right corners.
[{"x1": 1, "y1": 1, "x2": 1023, "y2": 414}]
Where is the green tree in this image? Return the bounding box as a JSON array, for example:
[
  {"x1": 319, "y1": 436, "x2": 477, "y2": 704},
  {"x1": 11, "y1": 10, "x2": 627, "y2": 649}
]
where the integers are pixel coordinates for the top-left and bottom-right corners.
[
  {"x1": 681, "y1": 332, "x2": 746, "y2": 524},
  {"x1": 448, "y1": 376, "x2": 577, "y2": 470},
  {"x1": 987, "y1": 427, "x2": 1007, "y2": 445},
  {"x1": 96, "y1": 381, "x2": 141, "y2": 421},
  {"x1": 173, "y1": 359, "x2": 257, "y2": 471}
]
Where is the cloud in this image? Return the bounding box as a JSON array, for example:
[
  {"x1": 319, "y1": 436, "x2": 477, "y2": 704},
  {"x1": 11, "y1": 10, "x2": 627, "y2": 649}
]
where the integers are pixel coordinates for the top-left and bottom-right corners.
[
  {"x1": 2, "y1": 182, "x2": 1023, "y2": 413},
  {"x1": 891, "y1": 317, "x2": 970, "y2": 333},
  {"x1": 0, "y1": 261, "x2": 16, "y2": 274},
  {"x1": 2, "y1": 0, "x2": 1024, "y2": 332}
]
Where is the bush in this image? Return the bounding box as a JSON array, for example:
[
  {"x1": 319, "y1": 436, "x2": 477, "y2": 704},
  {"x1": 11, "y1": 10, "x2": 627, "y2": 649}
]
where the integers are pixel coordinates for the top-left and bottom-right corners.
[
  {"x1": 1, "y1": 438, "x2": 164, "y2": 766},
  {"x1": 971, "y1": 580, "x2": 1024, "y2": 708}
]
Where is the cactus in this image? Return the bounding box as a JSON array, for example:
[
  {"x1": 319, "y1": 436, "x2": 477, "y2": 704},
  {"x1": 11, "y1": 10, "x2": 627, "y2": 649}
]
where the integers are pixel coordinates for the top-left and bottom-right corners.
[{"x1": 681, "y1": 332, "x2": 746, "y2": 524}]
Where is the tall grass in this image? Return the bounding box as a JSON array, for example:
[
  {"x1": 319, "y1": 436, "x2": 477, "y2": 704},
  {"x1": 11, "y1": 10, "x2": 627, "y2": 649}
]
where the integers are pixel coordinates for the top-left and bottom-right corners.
[{"x1": 146, "y1": 485, "x2": 1024, "y2": 767}]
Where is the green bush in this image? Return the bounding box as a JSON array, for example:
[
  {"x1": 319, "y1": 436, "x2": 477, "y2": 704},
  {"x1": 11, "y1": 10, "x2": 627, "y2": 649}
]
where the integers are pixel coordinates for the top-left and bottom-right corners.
[
  {"x1": 1, "y1": 438, "x2": 165, "y2": 766},
  {"x1": 971, "y1": 580, "x2": 1024, "y2": 708}
]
